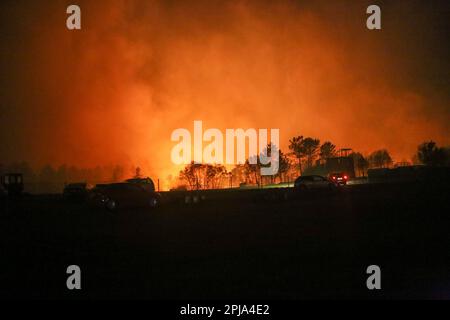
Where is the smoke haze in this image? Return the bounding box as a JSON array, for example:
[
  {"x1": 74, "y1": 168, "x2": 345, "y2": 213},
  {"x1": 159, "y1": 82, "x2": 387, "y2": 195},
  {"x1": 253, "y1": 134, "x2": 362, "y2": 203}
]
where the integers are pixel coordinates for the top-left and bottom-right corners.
[{"x1": 1, "y1": 0, "x2": 449, "y2": 184}]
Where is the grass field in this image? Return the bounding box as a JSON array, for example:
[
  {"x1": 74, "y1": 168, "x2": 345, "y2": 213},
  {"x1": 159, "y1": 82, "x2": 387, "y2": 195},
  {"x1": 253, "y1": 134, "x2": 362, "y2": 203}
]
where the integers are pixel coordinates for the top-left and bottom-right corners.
[{"x1": 1, "y1": 181, "x2": 449, "y2": 299}]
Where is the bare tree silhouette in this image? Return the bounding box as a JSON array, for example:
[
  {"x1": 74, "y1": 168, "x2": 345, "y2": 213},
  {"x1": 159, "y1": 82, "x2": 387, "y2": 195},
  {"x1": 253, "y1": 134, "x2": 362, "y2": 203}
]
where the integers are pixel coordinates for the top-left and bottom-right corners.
[
  {"x1": 417, "y1": 141, "x2": 448, "y2": 166},
  {"x1": 368, "y1": 149, "x2": 393, "y2": 168}
]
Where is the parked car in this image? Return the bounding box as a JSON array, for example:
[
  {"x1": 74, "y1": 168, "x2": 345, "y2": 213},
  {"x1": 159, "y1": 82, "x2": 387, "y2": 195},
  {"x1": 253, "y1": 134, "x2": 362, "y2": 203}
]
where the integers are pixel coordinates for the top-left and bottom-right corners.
[
  {"x1": 328, "y1": 172, "x2": 349, "y2": 185},
  {"x1": 63, "y1": 182, "x2": 92, "y2": 201},
  {"x1": 90, "y1": 182, "x2": 161, "y2": 211},
  {"x1": 294, "y1": 175, "x2": 337, "y2": 191}
]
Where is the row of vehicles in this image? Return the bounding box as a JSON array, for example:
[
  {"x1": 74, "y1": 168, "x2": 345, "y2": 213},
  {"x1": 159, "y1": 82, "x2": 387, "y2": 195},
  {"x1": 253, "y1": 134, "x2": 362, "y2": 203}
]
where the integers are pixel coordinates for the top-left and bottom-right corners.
[
  {"x1": 63, "y1": 178, "x2": 162, "y2": 210},
  {"x1": 62, "y1": 172, "x2": 349, "y2": 211}
]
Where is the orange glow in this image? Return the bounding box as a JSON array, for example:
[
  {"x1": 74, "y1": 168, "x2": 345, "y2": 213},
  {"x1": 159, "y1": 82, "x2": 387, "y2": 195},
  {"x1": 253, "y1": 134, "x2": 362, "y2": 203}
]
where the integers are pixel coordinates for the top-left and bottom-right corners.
[{"x1": 1, "y1": 1, "x2": 449, "y2": 191}]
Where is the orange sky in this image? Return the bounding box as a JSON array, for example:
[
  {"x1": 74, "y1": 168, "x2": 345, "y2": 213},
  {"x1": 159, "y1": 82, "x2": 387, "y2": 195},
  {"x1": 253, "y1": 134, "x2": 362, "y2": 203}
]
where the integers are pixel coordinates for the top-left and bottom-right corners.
[{"x1": 1, "y1": 0, "x2": 449, "y2": 187}]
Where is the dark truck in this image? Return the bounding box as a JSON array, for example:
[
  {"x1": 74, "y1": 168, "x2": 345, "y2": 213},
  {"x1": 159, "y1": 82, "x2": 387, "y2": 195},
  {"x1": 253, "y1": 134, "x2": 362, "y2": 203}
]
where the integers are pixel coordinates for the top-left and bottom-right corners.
[{"x1": 90, "y1": 177, "x2": 161, "y2": 211}]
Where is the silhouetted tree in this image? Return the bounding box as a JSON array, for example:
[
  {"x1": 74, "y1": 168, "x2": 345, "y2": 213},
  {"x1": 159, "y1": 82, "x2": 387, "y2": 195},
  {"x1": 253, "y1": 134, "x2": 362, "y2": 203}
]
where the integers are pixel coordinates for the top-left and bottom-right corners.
[
  {"x1": 231, "y1": 164, "x2": 246, "y2": 186},
  {"x1": 179, "y1": 162, "x2": 199, "y2": 190},
  {"x1": 417, "y1": 141, "x2": 448, "y2": 166},
  {"x1": 368, "y1": 149, "x2": 393, "y2": 168},
  {"x1": 134, "y1": 166, "x2": 142, "y2": 178},
  {"x1": 277, "y1": 149, "x2": 291, "y2": 183},
  {"x1": 205, "y1": 164, "x2": 227, "y2": 189},
  {"x1": 260, "y1": 143, "x2": 291, "y2": 183},
  {"x1": 178, "y1": 162, "x2": 227, "y2": 190},
  {"x1": 319, "y1": 141, "x2": 337, "y2": 161},
  {"x1": 244, "y1": 155, "x2": 261, "y2": 186},
  {"x1": 350, "y1": 152, "x2": 369, "y2": 177},
  {"x1": 288, "y1": 136, "x2": 305, "y2": 174},
  {"x1": 302, "y1": 137, "x2": 320, "y2": 169}
]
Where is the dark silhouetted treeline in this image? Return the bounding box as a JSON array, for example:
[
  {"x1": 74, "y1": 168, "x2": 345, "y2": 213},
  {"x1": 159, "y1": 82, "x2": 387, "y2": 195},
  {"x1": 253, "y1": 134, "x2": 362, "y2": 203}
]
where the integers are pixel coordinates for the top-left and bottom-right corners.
[{"x1": 176, "y1": 137, "x2": 450, "y2": 190}]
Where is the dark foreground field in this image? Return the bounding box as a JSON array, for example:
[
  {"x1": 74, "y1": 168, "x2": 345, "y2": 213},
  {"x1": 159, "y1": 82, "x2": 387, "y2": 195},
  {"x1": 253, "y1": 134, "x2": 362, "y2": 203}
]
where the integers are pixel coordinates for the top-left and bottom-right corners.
[{"x1": 1, "y1": 182, "x2": 449, "y2": 299}]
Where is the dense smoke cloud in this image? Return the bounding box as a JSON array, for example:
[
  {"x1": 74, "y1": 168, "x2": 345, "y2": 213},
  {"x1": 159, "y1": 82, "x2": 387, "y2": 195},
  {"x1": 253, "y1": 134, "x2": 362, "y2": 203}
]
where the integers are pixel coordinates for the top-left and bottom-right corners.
[{"x1": 1, "y1": 0, "x2": 449, "y2": 183}]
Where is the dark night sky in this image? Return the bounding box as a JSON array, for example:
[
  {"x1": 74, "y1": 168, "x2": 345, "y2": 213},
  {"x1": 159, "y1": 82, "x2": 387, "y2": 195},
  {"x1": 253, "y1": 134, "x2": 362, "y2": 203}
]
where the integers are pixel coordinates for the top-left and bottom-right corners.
[{"x1": 0, "y1": 0, "x2": 449, "y2": 178}]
